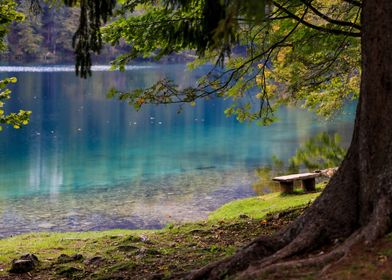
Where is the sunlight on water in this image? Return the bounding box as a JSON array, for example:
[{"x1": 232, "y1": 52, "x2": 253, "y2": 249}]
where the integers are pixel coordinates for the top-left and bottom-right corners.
[
  {"x1": 0, "y1": 64, "x2": 355, "y2": 237},
  {"x1": 0, "y1": 65, "x2": 156, "y2": 72}
]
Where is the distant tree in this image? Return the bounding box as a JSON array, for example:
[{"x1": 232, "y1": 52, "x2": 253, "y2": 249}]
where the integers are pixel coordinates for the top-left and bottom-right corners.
[
  {"x1": 5, "y1": 1, "x2": 166, "y2": 63},
  {"x1": 8, "y1": 20, "x2": 43, "y2": 58},
  {"x1": 5, "y1": 1, "x2": 43, "y2": 59},
  {"x1": 40, "y1": 4, "x2": 79, "y2": 58}
]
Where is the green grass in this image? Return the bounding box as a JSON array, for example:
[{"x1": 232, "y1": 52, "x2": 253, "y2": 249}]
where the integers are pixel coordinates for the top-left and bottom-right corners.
[
  {"x1": 0, "y1": 190, "x2": 323, "y2": 279},
  {"x1": 0, "y1": 190, "x2": 323, "y2": 264},
  {"x1": 0, "y1": 229, "x2": 153, "y2": 263},
  {"x1": 208, "y1": 190, "x2": 320, "y2": 221}
]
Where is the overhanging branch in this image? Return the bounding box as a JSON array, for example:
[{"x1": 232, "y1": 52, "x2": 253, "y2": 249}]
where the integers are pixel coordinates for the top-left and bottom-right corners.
[
  {"x1": 342, "y1": 0, "x2": 361, "y2": 7},
  {"x1": 299, "y1": 0, "x2": 361, "y2": 30},
  {"x1": 273, "y1": 1, "x2": 361, "y2": 37}
]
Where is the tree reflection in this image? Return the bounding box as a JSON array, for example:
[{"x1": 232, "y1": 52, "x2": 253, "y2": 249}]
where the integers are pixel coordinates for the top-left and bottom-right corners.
[{"x1": 253, "y1": 132, "x2": 346, "y2": 194}]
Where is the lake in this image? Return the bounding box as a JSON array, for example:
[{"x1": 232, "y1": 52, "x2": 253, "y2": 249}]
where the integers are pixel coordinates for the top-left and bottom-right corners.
[{"x1": 0, "y1": 64, "x2": 355, "y2": 237}]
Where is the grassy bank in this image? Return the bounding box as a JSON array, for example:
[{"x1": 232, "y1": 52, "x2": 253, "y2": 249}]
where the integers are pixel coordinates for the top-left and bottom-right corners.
[
  {"x1": 0, "y1": 190, "x2": 320, "y2": 279},
  {"x1": 2, "y1": 188, "x2": 391, "y2": 279},
  {"x1": 208, "y1": 191, "x2": 319, "y2": 221}
]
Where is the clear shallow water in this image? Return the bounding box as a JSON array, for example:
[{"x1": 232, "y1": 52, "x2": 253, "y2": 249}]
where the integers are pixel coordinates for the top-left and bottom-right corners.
[{"x1": 0, "y1": 64, "x2": 355, "y2": 237}]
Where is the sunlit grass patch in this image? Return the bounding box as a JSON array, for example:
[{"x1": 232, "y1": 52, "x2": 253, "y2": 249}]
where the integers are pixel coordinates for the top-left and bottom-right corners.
[{"x1": 208, "y1": 187, "x2": 322, "y2": 221}]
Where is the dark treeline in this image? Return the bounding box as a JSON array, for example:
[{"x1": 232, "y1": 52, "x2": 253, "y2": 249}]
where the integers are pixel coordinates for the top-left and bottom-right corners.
[{"x1": 2, "y1": 1, "x2": 193, "y2": 64}]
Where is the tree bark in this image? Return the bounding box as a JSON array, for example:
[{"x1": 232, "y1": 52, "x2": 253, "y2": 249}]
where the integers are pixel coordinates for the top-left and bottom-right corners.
[{"x1": 187, "y1": 0, "x2": 392, "y2": 278}]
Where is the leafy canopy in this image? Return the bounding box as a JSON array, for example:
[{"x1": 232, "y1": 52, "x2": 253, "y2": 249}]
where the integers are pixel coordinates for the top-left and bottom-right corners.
[
  {"x1": 29, "y1": 0, "x2": 360, "y2": 123},
  {"x1": 100, "y1": 0, "x2": 360, "y2": 123}
]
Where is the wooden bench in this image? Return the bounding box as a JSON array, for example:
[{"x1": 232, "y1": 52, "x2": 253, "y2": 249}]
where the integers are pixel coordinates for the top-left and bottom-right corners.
[{"x1": 272, "y1": 172, "x2": 320, "y2": 194}]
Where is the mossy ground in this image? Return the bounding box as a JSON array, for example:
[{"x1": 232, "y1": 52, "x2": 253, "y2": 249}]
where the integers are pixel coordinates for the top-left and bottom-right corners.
[
  {"x1": 0, "y1": 211, "x2": 303, "y2": 280},
  {"x1": 0, "y1": 189, "x2": 317, "y2": 279},
  {"x1": 1, "y1": 187, "x2": 391, "y2": 279}
]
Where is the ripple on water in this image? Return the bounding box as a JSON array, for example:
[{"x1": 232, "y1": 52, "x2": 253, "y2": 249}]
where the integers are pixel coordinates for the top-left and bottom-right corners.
[{"x1": 0, "y1": 168, "x2": 259, "y2": 238}]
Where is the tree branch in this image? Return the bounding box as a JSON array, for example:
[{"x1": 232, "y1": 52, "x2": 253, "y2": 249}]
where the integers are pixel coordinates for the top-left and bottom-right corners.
[
  {"x1": 341, "y1": 0, "x2": 362, "y2": 7},
  {"x1": 273, "y1": 1, "x2": 361, "y2": 37},
  {"x1": 299, "y1": 0, "x2": 361, "y2": 30}
]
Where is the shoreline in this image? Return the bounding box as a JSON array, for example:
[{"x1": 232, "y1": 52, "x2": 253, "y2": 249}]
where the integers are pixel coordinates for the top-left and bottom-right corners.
[
  {"x1": 0, "y1": 169, "x2": 261, "y2": 239},
  {"x1": 0, "y1": 190, "x2": 320, "y2": 241},
  {"x1": 0, "y1": 190, "x2": 321, "y2": 279}
]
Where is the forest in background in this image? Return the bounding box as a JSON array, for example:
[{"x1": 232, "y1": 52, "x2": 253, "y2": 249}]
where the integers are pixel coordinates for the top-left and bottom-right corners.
[{"x1": 1, "y1": 1, "x2": 194, "y2": 64}]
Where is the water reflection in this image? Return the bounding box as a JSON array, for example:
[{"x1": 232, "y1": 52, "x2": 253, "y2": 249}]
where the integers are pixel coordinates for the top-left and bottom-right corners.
[
  {"x1": 0, "y1": 169, "x2": 256, "y2": 237},
  {"x1": 0, "y1": 65, "x2": 355, "y2": 237}
]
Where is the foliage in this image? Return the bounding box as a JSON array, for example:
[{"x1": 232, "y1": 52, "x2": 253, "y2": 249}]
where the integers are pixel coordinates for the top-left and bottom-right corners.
[
  {"x1": 289, "y1": 132, "x2": 346, "y2": 171},
  {"x1": 8, "y1": 16, "x2": 44, "y2": 57},
  {"x1": 0, "y1": 0, "x2": 24, "y2": 51},
  {"x1": 0, "y1": 77, "x2": 31, "y2": 131},
  {"x1": 64, "y1": 0, "x2": 116, "y2": 77},
  {"x1": 254, "y1": 132, "x2": 346, "y2": 189},
  {"x1": 0, "y1": 1, "x2": 31, "y2": 131},
  {"x1": 4, "y1": 1, "x2": 126, "y2": 63},
  {"x1": 4, "y1": 0, "x2": 361, "y2": 123},
  {"x1": 102, "y1": 0, "x2": 361, "y2": 123},
  {"x1": 259, "y1": 1, "x2": 360, "y2": 118},
  {"x1": 5, "y1": 1, "x2": 79, "y2": 61}
]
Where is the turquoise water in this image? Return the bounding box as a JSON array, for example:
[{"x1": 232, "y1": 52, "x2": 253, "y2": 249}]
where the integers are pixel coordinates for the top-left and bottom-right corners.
[{"x1": 0, "y1": 64, "x2": 355, "y2": 237}]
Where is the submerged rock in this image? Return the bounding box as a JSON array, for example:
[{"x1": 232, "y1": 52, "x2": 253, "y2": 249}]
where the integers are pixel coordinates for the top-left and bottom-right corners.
[{"x1": 9, "y1": 254, "x2": 39, "y2": 273}]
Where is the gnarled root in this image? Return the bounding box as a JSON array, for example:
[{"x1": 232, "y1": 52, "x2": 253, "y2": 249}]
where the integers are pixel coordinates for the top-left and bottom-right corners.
[
  {"x1": 186, "y1": 216, "x2": 325, "y2": 280},
  {"x1": 186, "y1": 234, "x2": 289, "y2": 280},
  {"x1": 245, "y1": 207, "x2": 392, "y2": 280},
  {"x1": 186, "y1": 193, "x2": 392, "y2": 280}
]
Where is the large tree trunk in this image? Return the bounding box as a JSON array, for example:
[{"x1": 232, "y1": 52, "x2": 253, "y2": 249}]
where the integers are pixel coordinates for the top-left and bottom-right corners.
[{"x1": 187, "y1": 0, "x2": 392, "y2": 278}]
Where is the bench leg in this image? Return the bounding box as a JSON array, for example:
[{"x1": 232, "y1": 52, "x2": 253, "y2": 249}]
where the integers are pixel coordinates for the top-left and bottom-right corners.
[
  {"x1": 302, "y1": 178, "x2": 316, "y2": 192},
  {"x1": 280, "y1": 182, "x2": 294, "y2": 194}
]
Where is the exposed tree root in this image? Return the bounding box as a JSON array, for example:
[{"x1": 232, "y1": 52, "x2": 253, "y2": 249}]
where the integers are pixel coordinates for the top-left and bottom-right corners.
[
  {"x1": 238, "y1": 227, "x2": 369, "y2": 279},
  {"x1": 185, "y1": 234, "x2": 289, "y2": 280},
  {"x1": 187, "y1": 1, "x2": 392, "y2": 278},
  {"x1": 185, "y1": 117, "x2": 392, "y2": 280},
  {"x1": 360, "y1": 196, "x2": 392, "y2": 242},
  {"x1": 188, "y1": 203, "x2": 392, "y2": 280},
  {"x1": 237, "y1": 246, "x2": 344, "y2": 280}
]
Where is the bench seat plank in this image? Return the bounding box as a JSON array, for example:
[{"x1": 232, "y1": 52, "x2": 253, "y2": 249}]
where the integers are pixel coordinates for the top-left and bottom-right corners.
[{"x1": 272, "y1": 172, "x2": 319, "y2": 182}]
